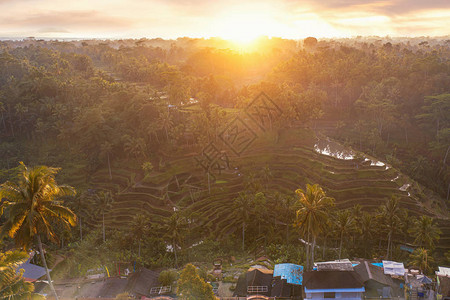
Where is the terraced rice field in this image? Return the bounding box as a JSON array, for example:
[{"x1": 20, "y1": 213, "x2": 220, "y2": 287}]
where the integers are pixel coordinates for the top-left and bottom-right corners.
[{"x1": 87, "y1": 127, "x2": 449, "y2": 250}]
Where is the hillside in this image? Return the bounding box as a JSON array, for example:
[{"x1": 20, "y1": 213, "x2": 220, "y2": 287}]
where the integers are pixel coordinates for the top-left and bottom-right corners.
[{"x1": 82, "y1": 125, "x2": 449, "y2": 251}]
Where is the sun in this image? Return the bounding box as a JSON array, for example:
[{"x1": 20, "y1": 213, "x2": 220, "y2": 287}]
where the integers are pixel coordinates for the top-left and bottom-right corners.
[{"x1": 213, "y1": 8, "x2": 285, "y2": 48}]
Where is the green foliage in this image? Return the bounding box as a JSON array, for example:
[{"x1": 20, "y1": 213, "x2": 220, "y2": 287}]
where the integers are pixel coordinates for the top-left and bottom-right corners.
[
  {"x1": 177, "y1": 263, "x2": 217, "y2": 300},
  {"x1": 0, "y1": 250, "x2": 45, "y2": 299},
  {"x1": 0, "y1": 38, "x2": 449, "y2": 273},
  {"x1": 408, "y1": 248, "x2": 435, "y2": 275},
  {"x1": 266, "y1": 244, "x2": 305, "y2": 264},
  {"x1": 408, "y1": 216, "x2": 441, "y2": 249},
  {"x1": 54, "y1": 227, "x2": 168, "y2": 279},
  {"x1": 159, "y1": 269, "x2": 179, "y2": 286},
  {"x1": 295, "y1": 184, "x2": 334, "y2": 270},
  {"x1": 0, "y1": 162, "x2": 76, "y2": 249},
  {"x1": 115, "y1": 292, "x2": 131, "y2": 300},
  {"x1": 142, "y1": 161, "x2": 153, "y2": 175}
]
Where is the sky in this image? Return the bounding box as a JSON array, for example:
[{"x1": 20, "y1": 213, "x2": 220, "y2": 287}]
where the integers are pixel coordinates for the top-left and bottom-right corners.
[{"x1": 0, "y1": 0, "x2": 449, "y2": 40}]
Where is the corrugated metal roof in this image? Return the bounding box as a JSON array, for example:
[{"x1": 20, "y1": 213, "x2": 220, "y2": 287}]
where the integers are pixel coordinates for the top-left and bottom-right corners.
[
  {"x1": 17, "y1": 259, "x2": 47, "y2": 281},
  {"x1": 273, "y1": 263, "x2": 303, "y2": 285},
  {"x1": 382, "y1": 261, "x2": 406, "y2": 276},
  {"x1": 315, "y1": 259, "x2": 353, "y2": 271},
  {"x1": 436, "y1": 267, "x2": 450, "y2": 277}
]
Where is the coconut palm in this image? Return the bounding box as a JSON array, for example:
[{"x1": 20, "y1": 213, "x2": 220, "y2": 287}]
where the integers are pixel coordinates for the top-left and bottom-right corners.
[
  {"x1": 94, "y1": 190, "x2": 113, "y2": 243},
  {"x1": 409, "y1": 216, "x2": 441, "y2": 249},
  {"x1": 378, "y1": 195, "x2": 401, "y2": 259},
  {"x1": 0, "y1": 250, "x2": 44, "y2": 299},
  {"x1": 253, "y1": 192, "x2": 268, "y2": 237},
  {"x1": 0, "y1": 101, "x2": 7, "y2": 133},
  {"x1": 100, "y1": 141, "x2": 113, "y2": 180},
  {"x1": 163, "y1": 213, "x2": 186, "y2": 267},
  {"x1": 233, "y1": 192, "x2": 253, "y2": 252},
  {"x1": 360, "y1": 212, "x2": 377, "y2": 257},
  {"x1": 334, "y1": 209, "x2": 356, "y2": 259},
  {"x1": 130, "y1": 213, "x2": 149, "y2": 258},
  {"x1": 0, "y1": 162, "x2": 76, "y2": 300},
  {"x1": 295, "y1": 184, "x2": 334, "y2": 270},
  {"x1": 259, "y1": 165, "x2": 273, "y2": 190},
  {"x1": 409, "y1": 248, "x2": 435, "y2": 275},
  {"x1": 158, "y1": 109, "x2": 174, "y2": 141}
]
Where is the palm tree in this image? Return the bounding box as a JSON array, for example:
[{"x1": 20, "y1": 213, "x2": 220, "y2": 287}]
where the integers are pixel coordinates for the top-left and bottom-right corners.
[
  {"x1": 360, "y1": 212, "x2": 376, "y2": 257},
  {"x1": 0, "y1": 162, "x2": 76, "y2": 300},
  {"x1": 94, "y1": 190, "x2": 113, "y2": 243},
  {"x1": 259, "y1": 166, "x2": 273, "y2": 190},
  {"x1": 130, "y1": 213, "x2": 149, "y2": 258},
  {"x1": 409, "y1": 216, "x2": 441, "y2": 249},
  {"x1": 0, "y1": 250, "x2": 44, "y2": 299},
  {"x1": 295, "y1": 184, "x2": 334, "y2": 270},
  {"x1": 163, "y1": 213, "x2": 185, "y2": 267},
  {"x1": 0, "y1": 101, "x2": 7, "y2": 133},
  {"x1": 274, "y1": 194, "x2": 297, "y2": 244},
  {"x1": 67, "y1": 191, "x2": 93, "y2": 242},
  {"x1": 158, "y1": 109, "x2": 173, "y2": 141},
  {"x1": 253, "y1": 192, "x2": 268, "y2": 237},
  {"x1": 334, "y1": 209, "x2": 356, "y2": 259},
  {"x1": 378, "y1": 195, "x2": 401, "y2": 260},
  {"x1": 409, "y1": 248, "x2": 434, "y2": 275},
  {"x1": 100, "y1": 141, "x2": 113, "y2": 180},
  {"x1": 233, "y1": 192, "x2": 252, "y2": 252},
  {"x1": 123, "y1": 135, "x2": 147, "y2": 160}
]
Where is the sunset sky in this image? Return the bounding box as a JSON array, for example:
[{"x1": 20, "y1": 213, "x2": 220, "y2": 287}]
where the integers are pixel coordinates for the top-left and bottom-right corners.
[{"x1": 0, "y1": 0, "x2": 449, "y2": 40}]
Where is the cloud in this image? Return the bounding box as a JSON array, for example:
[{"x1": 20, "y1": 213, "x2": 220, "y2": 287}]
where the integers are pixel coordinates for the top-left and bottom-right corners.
[
  {"x1": 290, "y1": 0, "x2": 450, "y2": 15},
  {"x1": 0, "y1": 10, "x2": 133, "y2": 30},
  {"x1": 37, "y1": 27, "x2": 71, "y2": 33},
  {"x1": 0, "y1": 0, "x2": 448, "y2": 38}
]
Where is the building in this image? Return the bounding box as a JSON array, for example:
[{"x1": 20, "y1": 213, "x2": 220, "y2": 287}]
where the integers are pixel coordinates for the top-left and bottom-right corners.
[
  {"x1": 303, "y1": 270, "x2": 365, "y2": 300},
  {"x1": 437, "y1": 267, "x2": 450, "y2": 300},
  {"x1": 126, "y1": 268, "x2": 165, "y2": 298},
  {"x1": 234, "y1": 268, "x2": 274, "y2": 298},
  {"x1": 17, "y1": 258, "x2": 47, "y2": 282},
  {"x1": 234, "y1": 266, "x2": 304, "y2": 299},
  {"x1": 273, "y1": 263, "x2": 303, "y2": 299},
  {"x1": 354, "y1": 261, "x2": 404, "y2": 298}
]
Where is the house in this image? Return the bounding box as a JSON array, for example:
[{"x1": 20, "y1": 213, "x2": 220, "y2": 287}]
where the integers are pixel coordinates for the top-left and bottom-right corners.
[
  {"x1": 271, "y1": 275, "x2": 303, "y2": 299},
  {"x1": 354, "y1": 261, "x2": 404, "y2": 298},
  {"x1": 97, "y1": 277, "x2": 129, "y2": 298},
  {"x1": 233, "y1": 268, "x2": 274, "y2": 298},
  {"x1": 437, "y1": 267, "x2": 450, "y2": 300},
  {"x1": 437, "y1": 276, "x2": 450, "y2": 300},
  {"x1": 303, "y1": 271, "x2": 364, "y2": 300},
  {"x1": 126, "y1": 268, "x2": 162, "y2": 298},
  {"x1": 57, "y1": 276, "x2": 128, "y2": 299},
  {"x1": 17, "y1": 258, "x2": 47, "y2": 282},
  {"x1": 272, "y1": 263, "x2": 303, "y2": 299}
]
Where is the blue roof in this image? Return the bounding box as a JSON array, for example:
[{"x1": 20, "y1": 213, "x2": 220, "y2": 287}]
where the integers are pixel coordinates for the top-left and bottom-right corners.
[
  {"x1": 273, "y1": 263, "x2": 303, "y2": 285},
  {"x1": 372, "y1": 263, "x2": 383, "y2": 267},
  {"x1": 17, "y1": 259, "x2": 48, "y2": 281}
]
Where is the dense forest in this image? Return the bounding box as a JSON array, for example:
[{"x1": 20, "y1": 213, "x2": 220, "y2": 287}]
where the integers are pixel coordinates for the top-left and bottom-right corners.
[
  {"x1": 0, "y1": 37, "x2": 448, "y2": 197},
  {"x1": 0, "y1": 36, "x2": 449, "y2": 280}
]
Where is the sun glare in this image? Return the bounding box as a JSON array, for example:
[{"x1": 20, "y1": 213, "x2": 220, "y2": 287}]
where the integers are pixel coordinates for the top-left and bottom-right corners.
[{"x1": 213, "y1": 8, "x2": 286, "y2": 48}]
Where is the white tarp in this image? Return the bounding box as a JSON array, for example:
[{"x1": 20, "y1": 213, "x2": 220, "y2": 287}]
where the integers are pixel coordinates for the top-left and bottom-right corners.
[
  {"x1": 436, "y1": 266, "x2": 450, "y2": 277},
  {"x1": 382, "y1": 260, "x2": 406, "y2": 276}
]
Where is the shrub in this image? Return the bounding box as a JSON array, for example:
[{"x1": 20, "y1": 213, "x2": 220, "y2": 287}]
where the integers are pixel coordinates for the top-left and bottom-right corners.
[{"x1": 159, "y1": 269, "x2": 179, "y2": 286}]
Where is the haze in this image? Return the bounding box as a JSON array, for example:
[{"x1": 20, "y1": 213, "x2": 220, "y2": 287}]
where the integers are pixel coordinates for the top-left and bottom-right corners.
[{"x1": 1, "y1": 0, "x2": 449, "y2": 40}]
